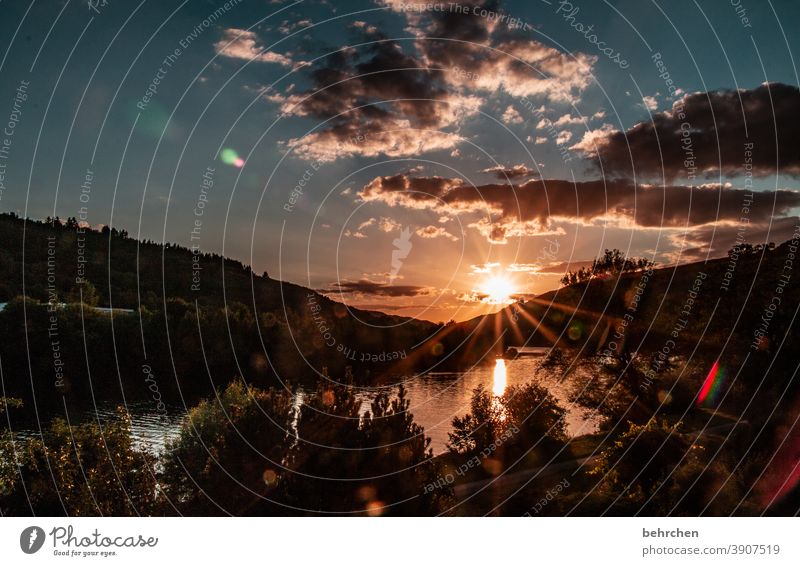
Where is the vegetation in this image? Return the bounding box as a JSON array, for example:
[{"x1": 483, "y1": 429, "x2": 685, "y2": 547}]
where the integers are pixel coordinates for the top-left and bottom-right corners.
[
  {"x1": 2, "y1": 214, "x2": 800, "y2": 517},
  {"x1": 161, "y1": 381, "x2": 295, "y2": 515},
  {"x1": 579, "y1": 418, "x2": 751, "y2": 515},
  {"x1": 0, "y1": 212, "x2": 438, "y2": 414},
  {"x1": 448, "y1": 383, "x2": 568, "y2": 466},
  {"x1": 0, "y1": 401, "x2": 160, "y2": 516},
  {"x1": 560, "y1": 248, "x2": 654, "y2": 286},
  {"x1": 161, "y1": 378, "x2": 450, "y2": 516}
]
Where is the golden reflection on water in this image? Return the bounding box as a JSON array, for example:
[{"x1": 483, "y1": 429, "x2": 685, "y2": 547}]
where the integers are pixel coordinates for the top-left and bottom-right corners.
[{"x1": 492, "y1": 358, "x2": 507, "y2": 396}]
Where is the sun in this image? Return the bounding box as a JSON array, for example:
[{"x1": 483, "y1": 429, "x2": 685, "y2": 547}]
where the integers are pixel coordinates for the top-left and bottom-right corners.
[{"x1": 480, "y1": 275, "x2": 518, "y2": 304}]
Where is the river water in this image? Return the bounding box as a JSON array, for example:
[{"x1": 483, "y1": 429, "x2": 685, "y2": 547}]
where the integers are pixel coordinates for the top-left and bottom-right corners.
[{"x1": 12, "y1": 358, "x2": 603, "y2": 455}]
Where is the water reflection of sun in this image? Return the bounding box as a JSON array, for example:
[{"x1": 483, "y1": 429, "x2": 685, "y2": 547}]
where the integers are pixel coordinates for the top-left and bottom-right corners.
[{"x1": 492, "y1": 358, "x2": 507, "y2": 396}]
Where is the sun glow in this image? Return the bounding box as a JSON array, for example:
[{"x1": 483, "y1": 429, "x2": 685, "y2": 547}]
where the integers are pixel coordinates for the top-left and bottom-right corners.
[
  {"x1": 480, "y1": 275, "x2": 517, "y2": 304},
  {"x1": 492, "y1": 358, "x2": 507, "y2": 396}
]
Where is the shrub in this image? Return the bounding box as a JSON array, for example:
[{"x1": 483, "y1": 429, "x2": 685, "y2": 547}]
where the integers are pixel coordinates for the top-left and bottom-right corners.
[
  {"x1": 161, "y1": 381, "x2": 295, "y2": 515},
  {"x1": 0, "y1": 407, "x2": 160, "y2": 516}
]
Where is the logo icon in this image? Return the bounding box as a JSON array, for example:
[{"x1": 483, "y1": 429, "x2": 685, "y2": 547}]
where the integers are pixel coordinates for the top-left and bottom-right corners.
[
  {"x1": 389, "y1": 226, "x2": 413, "y2": 284},
  {"x1": 20, "y1": 526, "x2": 45, "y2": 554}
]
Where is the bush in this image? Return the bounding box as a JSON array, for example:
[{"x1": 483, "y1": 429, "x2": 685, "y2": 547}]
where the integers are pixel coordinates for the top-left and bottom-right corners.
[
  {"x1": 161, "y1": 379, "x2": 449, "y2": 516},
  {"x1": 161, "y1": 381, "x2": 295, "y2": 515},
  {"x1": 448, "y1": 382, "x2": 568, "y2": 466},
  {"x1": 285, "y1": 382, "x2": 449, "y2": 515},
  {"x1": 0, "y1": 407, "x2": 160, "y2": 516}
]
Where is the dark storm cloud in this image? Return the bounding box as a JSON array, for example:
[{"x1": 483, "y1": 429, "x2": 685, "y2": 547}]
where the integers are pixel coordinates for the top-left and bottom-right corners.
[
  {"x1": 276, "y1": 26, "x2": 481, "y2": 160},
  {"x1": 277, "y1": 1, "x2": 596, "y2": 160},
  {"x1": 671, "y1": 215, "x2": 800, "y2": 262},
  {"x1": 294, "y1": 38, "x2": 448, "y2": 125},
  {"x1": 575, "y1": 83, "x2": 800, "y2": 179},
  {"x1": 319, "y1": 280, "x2": 430, "y2": 297},
  {"x1": 360, "y1": 174, "x2": 800, "y2": 242}
]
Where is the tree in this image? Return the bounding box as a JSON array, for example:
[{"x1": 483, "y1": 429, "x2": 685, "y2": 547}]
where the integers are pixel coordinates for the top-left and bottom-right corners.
[
  {"x1": 448, "y1": 382, "x2": 567, "y2": 466},
  {"x1": 586, "y1": 418, "x2": 688, "y2": 514},
  {"x1": 285, "y1": 381, "x2": 449, "y2": 515},
  {"x1": 561, "y1": 249, "x2": 654, "y2": 286},
  {"x1": 161, "y1": 381, "x2": 295, "y2": 515},
  {"x1": 0, "y1": 407, "x2": 160, "y2": 516},
  {"x1": 67, "y1": 280, "x2": 100, "y2": 306}
]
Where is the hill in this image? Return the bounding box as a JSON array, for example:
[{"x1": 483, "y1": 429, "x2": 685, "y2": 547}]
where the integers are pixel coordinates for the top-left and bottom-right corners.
[{"x1": 0, "y1": 213, "x2": 438, "y2": 412}]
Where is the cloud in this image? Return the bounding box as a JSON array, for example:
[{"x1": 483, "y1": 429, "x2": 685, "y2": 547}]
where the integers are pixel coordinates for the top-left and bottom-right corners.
[
  {"x1": 641, "y1": 95, "x2": 658, "y2": 111},
  {"x1": 275, "y1": 34, "x2": 483, "y2": 160},
  {"x1": 344, "y1": 218, "x2": 375, "y2": 238},
  {"x1": 319, "y1": 279, "x2": 431, "y2": 297},
  {"x1": 481, "y1": 164, "x2": 538, "y2": 180},
  {"x1": 555, "y1": 130, "x2": 573, "y2": 145},
  {"x1": 410, "y1": 3, "x2": 597, "y2": 102},
  {"x1": 666, "y1": 215, "x2": 800, "y2": 262},
  {"x1": 214, "y1": 28, "x2": 294, "y2": 66},
  {"x1": 359, "y1": 174, "x2": 800, "y2": 243},
  {"x1": 378, "y1": 217, "x2": 402, "y2": 232},
  {"x1": 345, "y1": 216, "x2": 403, "y2": 238},
  {"x1": 570, "y1": 123, "x2": 616, "y2": 152},
  {"x1": 287, "y1": 120, "x2": 466, "y2": 162},
  {"x1": 471, "y1": 262, "x2": 501, "y2": 274},
  {"x1": 268, "y1": 1, "x2": 597, "y2": 161},
  {"x1": 525, "y1": 259, "x2": 595, "y2": 276},
  {"x1": 502, "y1": 105, "x2": 524, "y2": 124},
  {"x1": 574, "y1": 83, "x2": 800, "y2": 179},
  {"x1": 552, "y1": 113, "x2": 585, "y2": 127},
  {"x1": 277, "y1": 19, "x2": 313, "y2": 35},
  {"x1": 415, "y1": 225, "x2": 459, "y2": 241}
]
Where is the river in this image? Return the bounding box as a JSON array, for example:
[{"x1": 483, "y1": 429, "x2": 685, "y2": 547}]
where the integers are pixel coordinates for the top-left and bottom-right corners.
[{"x1": 11, "y1": 358, "x2": 604, "y2": 455}]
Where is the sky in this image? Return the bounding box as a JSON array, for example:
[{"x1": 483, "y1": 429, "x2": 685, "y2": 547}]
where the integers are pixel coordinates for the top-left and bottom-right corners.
[{"x1": 1, "y1": 0, "x2": 799, "y2": 322}]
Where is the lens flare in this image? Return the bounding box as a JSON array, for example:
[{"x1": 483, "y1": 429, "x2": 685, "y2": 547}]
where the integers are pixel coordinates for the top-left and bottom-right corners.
[
  {"x1": 220, "y1": 148, "x2": 241, "y2": 167},
  {"x1": 697, "y1": 359, "x2": 726, "y2": 405}
]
